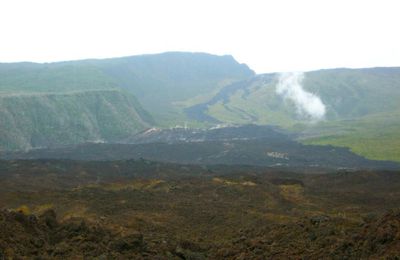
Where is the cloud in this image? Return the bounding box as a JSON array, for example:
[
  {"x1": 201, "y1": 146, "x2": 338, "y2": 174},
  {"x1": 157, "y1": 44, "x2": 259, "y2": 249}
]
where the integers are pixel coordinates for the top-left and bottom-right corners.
[{"x1": 276, "y1": 72, "x2": 326, "y2": 121}]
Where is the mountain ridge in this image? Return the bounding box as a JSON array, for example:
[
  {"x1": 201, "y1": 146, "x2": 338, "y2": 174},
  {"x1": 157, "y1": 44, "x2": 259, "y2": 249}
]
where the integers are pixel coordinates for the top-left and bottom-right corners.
[
  {"x1": 1, "y1": 52, "x2": 399, "y2": 162},
  {"x1": 0, "y1": 52, "x2": 253, "y2": 150}
]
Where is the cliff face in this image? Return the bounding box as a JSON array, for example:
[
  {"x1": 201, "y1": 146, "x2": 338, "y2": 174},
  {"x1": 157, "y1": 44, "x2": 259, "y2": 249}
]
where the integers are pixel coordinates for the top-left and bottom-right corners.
[
  {"x1": 0, "y1": 53, "x2": 255, "y2": 126},
  {"x1": 0, "y1": 52, "x2": 255, "y2": 151},
  {"x1": 0, "y1": 89, "x2": 153, "y2": 150}
]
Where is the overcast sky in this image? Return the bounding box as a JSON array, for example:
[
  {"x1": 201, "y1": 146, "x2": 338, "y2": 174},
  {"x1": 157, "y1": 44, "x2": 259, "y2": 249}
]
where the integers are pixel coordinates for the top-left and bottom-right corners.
[{"x1": 0, "y1": 0, "x2": 399, "y2": 73}]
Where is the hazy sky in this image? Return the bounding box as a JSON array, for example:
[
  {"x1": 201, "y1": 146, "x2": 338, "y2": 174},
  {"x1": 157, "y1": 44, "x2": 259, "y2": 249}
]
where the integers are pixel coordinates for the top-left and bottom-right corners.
[{"x1": 1, "y1": 0, "x2": 399, "y2": 73}]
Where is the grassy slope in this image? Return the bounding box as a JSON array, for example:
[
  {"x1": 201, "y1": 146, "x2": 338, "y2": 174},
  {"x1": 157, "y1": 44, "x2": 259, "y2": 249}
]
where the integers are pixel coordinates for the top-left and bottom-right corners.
[
  {"x1": 304, "y1": 68, "x2": 400, "y2": 161},
  {"x1": 0, "y1": 90, "x2": 153, "y2": 150},
  {"x1": 203, "y1": 68, "x2": 400, "y2": 124},
  {"x1": 0, "y1": 53, "x2": 254, "y2": 127},
  {"x1": 0, "y1": 61, "x2": 157, "y2": 150},
  {"x1": 1, "y1": 58, "x2": 399, "y2": 161},
  {"x1": 0, "y1": 53, "x2": 254, "y2": 150},
  {"x1": 196, "y1": 68, "x2": 400, "y2": 162},
  {"x1": 206, "y1": 77, "x2": 297, "y2": 127},
  {"x1": 301, "y1": 112, "x2": 400, "y2": 162},
  {"x1": 0, "y1": 62, "x2": 117, "y2": 93},
  {"x1": 89, "y1": 52, "x2": 254, "y2": 125},
  {"x1": 304, "y1": 68, "x2": 400, "y2": 119},
  {"x1": 301, "y1": 69, "x2": 400, "y2": 162}
]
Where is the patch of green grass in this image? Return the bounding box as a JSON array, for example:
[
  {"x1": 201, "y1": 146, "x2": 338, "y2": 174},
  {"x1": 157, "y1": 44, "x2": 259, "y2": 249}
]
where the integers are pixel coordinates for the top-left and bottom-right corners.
[
  {"x1": 304, "y1": 132, "x2": 400, "y2": 162},
  {"x1": 206, "y1": 80, "x2": 298, "y2": 127},
  {"x1": 302, "y1": 113, "x2": 400, "y2": 162}
]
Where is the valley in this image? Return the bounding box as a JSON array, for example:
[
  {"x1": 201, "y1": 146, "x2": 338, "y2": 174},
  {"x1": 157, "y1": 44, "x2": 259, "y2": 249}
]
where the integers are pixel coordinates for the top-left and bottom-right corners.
[
  {"x1": 1, "y1": 54, "x2": 400, "y2": 162},
  {"x1": 3, "y1": 125, "x2": 398, "y2": 170},
  {"x1": 2, "y1": 0, "x2": 400, "y2": 258},
  {"x1": 1, "y1": 52, "x2": 400, "y2": 259}
]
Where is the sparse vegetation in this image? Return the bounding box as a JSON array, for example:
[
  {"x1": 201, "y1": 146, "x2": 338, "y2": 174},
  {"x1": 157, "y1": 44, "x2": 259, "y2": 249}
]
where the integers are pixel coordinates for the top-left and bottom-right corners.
[{"x1": 0, "y1": 159, "x2": 399, "y2": 258}]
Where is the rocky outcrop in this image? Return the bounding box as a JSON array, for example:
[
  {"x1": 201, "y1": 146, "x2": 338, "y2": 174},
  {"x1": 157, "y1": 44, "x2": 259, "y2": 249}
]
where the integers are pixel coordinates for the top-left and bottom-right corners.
[
  {"x1": 214, "y1": 210, "x2": 400, "y2": 259},
  {"x1": 0, "y1": 209, "x2": 148, "y2": 259}
]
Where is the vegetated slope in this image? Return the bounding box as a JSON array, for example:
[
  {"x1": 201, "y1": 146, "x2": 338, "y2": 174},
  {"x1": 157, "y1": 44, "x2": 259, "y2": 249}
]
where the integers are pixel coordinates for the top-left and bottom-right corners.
[
  {"x1": 0, "y1": 62, "x2": 117, "y2": 93},
  {"x1": 1, "y1": 159, "x2": 400, "y2": 259},
  {"x1": 301, "y1": 111, "x2": 400, "y2": 162},
  {"x1": 0, "y1": 52, "x2": 252, "y2": 150},
  {"x1": 0, "y1": 89, "x2": 153, "y2": 151},
  {"x1": 4, "y1": 125, "x2": 398, "y2": 170},
  {"x1": 186, "y1": 67, "x2": 400, "y2": 161},
  {"x1": 185, "y1": 74, "x2": 294, "y2": 126},
  {"x1": 304, "y1": 67, "x2": 400, "y2": 119},
  {"x1": 0, "y1": 52, "x2": 254, "y2": 126},
  {"x1": 187, "y1": 67, "x2": 400, "y2": 125},
  {"x1": 92, "y1": 52, "x2": 254, "y2": 124}
]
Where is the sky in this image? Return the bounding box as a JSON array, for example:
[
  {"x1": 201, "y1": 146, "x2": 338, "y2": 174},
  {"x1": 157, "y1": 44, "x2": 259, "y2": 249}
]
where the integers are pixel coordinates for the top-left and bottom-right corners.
[{"x1": 0, "y1": 0, "x2": 399, "y2": 73}]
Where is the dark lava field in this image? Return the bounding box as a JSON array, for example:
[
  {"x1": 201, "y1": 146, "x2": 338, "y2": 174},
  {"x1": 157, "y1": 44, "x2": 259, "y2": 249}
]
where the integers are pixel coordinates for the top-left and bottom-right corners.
[{"x1": 1, "y1": 159, "x2": 399, "y2": 259}]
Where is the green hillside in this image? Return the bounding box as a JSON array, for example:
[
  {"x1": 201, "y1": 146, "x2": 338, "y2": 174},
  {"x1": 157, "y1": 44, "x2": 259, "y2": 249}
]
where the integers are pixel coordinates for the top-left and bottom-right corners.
[
  {"x1": 185, "y1": 67, "x2": 400, "y2": 162},
  {"x1": 0, "y1": 52, "x2": 254, "y2": 126},
  {"x1": 1, "y1": 53, "x2": 399, "y2": 161},
  {"x1": 300, "y1": 112, "x2": 400, "y2": 162},
  {"x1": 187, "y1": 67, "x2": 400, "y2": 124},
  {"x1": 185, "y1": 75, "x2": 295, "y2": 126},
  {"x1": 0, "y1": 62, "x2": 116, "y2": 93},
  {"x1": 304, "y1": 68, "x2": 400, "y2": 119},
  {"x1": 0, "y1": 89, "x2": 153, "y2": 150},
  {"x1": 95, "y1": 53, "x2": 254, "y2": 111},
  {"x1": 0, "y1": 52, "x2": 254, "y2": 150}
]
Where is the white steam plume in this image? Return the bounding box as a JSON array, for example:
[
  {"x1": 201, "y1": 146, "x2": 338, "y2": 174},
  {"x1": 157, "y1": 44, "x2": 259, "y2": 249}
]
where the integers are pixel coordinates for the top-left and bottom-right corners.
[{"x1": 276, "y1": 72, "x2": 326, "y2": 121}]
